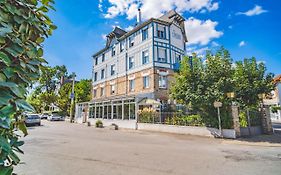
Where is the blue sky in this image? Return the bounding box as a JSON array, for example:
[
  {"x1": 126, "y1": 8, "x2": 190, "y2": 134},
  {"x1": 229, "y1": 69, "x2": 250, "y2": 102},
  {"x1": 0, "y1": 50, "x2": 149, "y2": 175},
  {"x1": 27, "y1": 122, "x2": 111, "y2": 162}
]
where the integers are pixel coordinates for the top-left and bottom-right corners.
[{"x1": 44, "y1": 0, "x2": 281, "y2": 80}]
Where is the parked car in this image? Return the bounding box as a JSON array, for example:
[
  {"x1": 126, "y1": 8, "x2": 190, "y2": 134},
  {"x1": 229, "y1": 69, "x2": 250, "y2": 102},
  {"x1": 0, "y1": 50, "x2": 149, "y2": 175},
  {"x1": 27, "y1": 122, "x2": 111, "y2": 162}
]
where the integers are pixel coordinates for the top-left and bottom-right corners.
[
  {"x1": 48, "y1": 113, "x2": 65, "y2": 121},
  {"x1": 40, "y1": 113, "x2": 49, "y2": 120},
  {"x1": 24, "y1": 114, "x2": 41, "y2": 126}
]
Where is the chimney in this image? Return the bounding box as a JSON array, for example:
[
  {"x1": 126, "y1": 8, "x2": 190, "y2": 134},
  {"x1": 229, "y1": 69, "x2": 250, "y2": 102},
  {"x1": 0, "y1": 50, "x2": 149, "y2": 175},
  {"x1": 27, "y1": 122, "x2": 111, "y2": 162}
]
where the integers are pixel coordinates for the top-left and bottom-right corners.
[{"x1": 137, "y1": 8, "x2": 142, "y2": 25}]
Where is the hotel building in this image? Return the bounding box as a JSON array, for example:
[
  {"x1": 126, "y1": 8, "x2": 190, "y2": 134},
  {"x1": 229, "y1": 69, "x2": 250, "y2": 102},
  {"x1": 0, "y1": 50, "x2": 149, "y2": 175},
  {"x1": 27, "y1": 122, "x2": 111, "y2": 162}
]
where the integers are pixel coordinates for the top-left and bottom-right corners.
[{"x1": 75, "y1": 10, "x2": 187, "y2": 124}]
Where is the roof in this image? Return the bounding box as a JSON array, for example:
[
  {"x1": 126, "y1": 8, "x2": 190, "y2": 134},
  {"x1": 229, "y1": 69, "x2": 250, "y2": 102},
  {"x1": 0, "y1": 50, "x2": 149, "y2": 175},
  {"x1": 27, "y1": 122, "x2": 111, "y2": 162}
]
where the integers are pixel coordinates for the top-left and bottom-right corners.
[
  {"x1": 92, "y1": 10, "x2": 187, "y2": 57},
  {"x1": 138, "y1": 98, "x2": 161, "y2": 106},
  {"x1": 274, "y1": 75, "x2": 281, "y2": 82}
]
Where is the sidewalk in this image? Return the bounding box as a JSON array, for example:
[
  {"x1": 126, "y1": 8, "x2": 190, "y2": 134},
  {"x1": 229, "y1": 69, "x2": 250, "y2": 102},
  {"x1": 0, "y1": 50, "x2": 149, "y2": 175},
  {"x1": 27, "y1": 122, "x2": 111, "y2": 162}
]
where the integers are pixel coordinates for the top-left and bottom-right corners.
[{"x1": 223, "y1": 133, "x2": 281, "y2": 147}]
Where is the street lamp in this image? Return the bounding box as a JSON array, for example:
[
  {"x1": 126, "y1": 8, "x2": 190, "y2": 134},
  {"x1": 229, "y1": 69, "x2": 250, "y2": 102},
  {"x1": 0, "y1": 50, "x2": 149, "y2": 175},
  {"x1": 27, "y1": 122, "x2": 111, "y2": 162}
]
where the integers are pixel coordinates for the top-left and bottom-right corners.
[{"x1": 227, "y1": 92, "x2": 235, "y2": 99}]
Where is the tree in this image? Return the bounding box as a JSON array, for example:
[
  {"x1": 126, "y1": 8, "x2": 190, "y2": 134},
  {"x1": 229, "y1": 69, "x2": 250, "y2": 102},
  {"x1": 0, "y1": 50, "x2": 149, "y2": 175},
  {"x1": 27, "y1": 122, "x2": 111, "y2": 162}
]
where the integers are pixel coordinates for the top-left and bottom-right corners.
[
  {"x1": 0, "y1": 0, "x2": 56, "y2": 173},
  {"x1": 57, "y1": 79, "x2": 91, "y2": 115},
  {"x1": 233, "y1": 58, "x2": 274, "y2": 108}
]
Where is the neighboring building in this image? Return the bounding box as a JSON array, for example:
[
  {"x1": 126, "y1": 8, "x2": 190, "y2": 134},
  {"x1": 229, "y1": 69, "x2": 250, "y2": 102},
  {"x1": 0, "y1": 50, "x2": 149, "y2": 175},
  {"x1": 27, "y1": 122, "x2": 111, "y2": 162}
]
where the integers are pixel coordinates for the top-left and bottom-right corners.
[
  {"x1": 264, "y1": 75, "x2": 281, "y2": 121},
  {"x1": 76, "y1": 10, "x2": 187, "y2": 123}
]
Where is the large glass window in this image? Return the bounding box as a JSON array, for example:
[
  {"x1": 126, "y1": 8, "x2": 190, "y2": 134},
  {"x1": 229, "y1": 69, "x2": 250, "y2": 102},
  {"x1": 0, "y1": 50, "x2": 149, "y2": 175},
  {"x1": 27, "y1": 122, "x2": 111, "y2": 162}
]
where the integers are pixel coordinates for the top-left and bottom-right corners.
[
  {"x1": 143, "y1": 76, "x2": 150, "y2": 88},
  {"x1": 129, "y1": 36, "x2": 134, "y2": 47},
  {"x1": 120, "y1": 41, "x2": 125, "y2": 52},
  {"x1": 128, "y1": 56, "x2": 134, "y2": 69},
  {"x1": 142, "y1": 28, "x2": 148, "y2": 41},
  {"x1": 111, "y1": 64, "x2": 116, "y2": 76},
  {"x1": 129, "y1": 103, "x2": 136, "y2": 120},
  {"x1": 124, "y1": 103, "x2": 130, "y2": 120},
  {"x1": 94, "y1": 72, "x2": 98, "y2": 81},
  {"x1": 102, "y1": 53, "x2": 105, "y2": 62},
  {"x1": 157, "y1": 25, "x2": 165, "y2": 39},
  {"x1": 117, "y1": 104, "x2": 122, "y2": 119},
  {"x1": 129, "y1": 79, "x2": 135, "y2": 92},
  {"x1": 110, "y1": 85, "x2": 115, "y2": 94},
  {"x1": 101, "y1": 69, "x2": 105, "y2": 79},
  {"x1": 159, "y1": 75, "x2": 167, "y2": 89},
  {"x1": 100, "y1": 87, "x2": 105, "y2": 96},
  {"x1": 175, "y1": 53, "x2": 181, "y2": 63},
  {"x1": 158, "y1": 48, "x2": 167, "y2": 62},
  {"x1": 142, "y1": 50, "x2": 149, "y2": 64},
  {"x1": 112, "y1": 45, "x2": 116, "y2": 56}
]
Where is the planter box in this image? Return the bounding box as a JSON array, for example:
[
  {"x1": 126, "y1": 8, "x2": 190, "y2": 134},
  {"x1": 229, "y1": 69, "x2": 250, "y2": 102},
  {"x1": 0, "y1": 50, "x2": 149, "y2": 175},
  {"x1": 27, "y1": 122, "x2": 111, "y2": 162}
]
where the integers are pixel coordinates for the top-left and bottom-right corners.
[
  {"x1": 222, "y1": 129, "x2": 236, "y2": 139},
  {"x1": 240, "y1": 126, "x2": 262, "y2": 136}
]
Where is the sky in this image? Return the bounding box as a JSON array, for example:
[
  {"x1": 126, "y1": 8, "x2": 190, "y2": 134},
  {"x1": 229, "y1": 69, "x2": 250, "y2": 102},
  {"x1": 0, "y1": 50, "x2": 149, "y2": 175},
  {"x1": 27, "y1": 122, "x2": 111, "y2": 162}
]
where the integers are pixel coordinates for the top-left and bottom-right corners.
[{"x1": 44, "y1": 0, "x2": 281, "y2": 80}]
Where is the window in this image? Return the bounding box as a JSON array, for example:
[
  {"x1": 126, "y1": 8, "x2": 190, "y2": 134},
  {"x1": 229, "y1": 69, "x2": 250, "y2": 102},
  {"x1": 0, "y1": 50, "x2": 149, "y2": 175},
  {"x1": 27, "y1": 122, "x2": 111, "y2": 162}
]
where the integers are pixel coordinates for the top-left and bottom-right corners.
[
  {"x1": 143, "y1": 76, "x2": 150, "y2": 88},
  {"x1": 175, "y1": 53, "x2": 181, "y2": 63},
  {"x1": 120, "y1": 41, "x2": 125, "y2": 52},
  {"x1": 112, "y1": 45, "x2": 116, "y2": 56},
  {"x1": 101, "y1": 69, "x2": 105, "y2": 79},
  {"x1": 102, "y1": 54, "x2": 105, "y2": 62},
  {"x1": 142, "y1": 28, "x2": 148, "y2": 41},
  {"x1": 93, "y1": 89, "x2": 97, "y2": 97},
  {"x1": 110, "y1": 64, "x2": 116, "y2": 75},
  {"x1": 128, "y1": 56, "x2": 134, "y2": 69},
  {"x1": 158, "y1": 48, "x2": 167, "y2": 62},
  {"x1": 94, "y1": 72, "x2": 98, "y2": 81},
  {"x1": 159, "y1": 75, "x2": 167, "y2": 89},
  {"x1": 129, "y1": 36, "x2": 134, "y2": 47},
  {"x1": 142, "y1": 50, "x2": 149, "y2": 64},
  {"x1": 157, "y1": 25, "x2": 165, "y2": 39},
  {"x1": 100, "y1": 87, "x2": 105, "y2": 96},
  {"x1": 110, "y1": 85, "x2": 115, "y2": 94},
  {"x1": 129, "y1": 79, "x2": 135, "y2": 92},
  {"x1": 94, "y1": 57, "x2": 98, "y2": 65}
]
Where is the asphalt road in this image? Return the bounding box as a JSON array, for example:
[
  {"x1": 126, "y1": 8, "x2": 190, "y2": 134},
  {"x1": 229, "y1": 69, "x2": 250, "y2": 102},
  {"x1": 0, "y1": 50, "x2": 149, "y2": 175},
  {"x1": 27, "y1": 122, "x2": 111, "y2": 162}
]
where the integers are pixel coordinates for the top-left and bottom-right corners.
[{"x1": 15, "y1": 121, "x2": 281, "y2": 175}]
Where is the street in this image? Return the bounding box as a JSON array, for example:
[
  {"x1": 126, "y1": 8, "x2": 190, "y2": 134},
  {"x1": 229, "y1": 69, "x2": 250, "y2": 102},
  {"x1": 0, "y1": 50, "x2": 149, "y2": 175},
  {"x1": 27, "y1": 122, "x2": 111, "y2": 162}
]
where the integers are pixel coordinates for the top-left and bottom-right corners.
[{"x1": 15, "y1": 121, "x2": 281, "y2": 175}]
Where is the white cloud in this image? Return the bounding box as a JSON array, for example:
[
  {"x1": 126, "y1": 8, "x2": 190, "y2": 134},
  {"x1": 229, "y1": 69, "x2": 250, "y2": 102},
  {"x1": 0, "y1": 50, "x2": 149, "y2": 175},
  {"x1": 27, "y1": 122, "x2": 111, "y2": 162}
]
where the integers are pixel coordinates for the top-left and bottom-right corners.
[
  {"x1": 211, "y1": 41, "x2": 219, "y2": 47},
  {"x1": 239, "y1": 41, "x2": 246, "y2": 47},
  {"x1": 228, "y1": 25, "x2": 233, "y2": 29},
  {"x1": 186, "y1": 46, "x2": 209, "y2": 56},
  {"x1": 101, "y1": 34, "x2": 107, "y2": 40},
  {"x1": 236, "y1": 5, "x2": 267, "y2": 16},
  {"x1": 103, "y1": 0, "x2": 219, "y2": 20},
  {"x1": 185, "y1": 17, "x2": 223, "y2": 46}
]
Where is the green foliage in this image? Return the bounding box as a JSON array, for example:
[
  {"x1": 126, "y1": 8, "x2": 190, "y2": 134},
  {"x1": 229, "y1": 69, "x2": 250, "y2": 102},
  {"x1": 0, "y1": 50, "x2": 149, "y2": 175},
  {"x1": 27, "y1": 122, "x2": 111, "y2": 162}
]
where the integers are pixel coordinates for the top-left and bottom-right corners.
[
  {"x1": 57, "y1": 79, "x2": 91, "y2": 115},
  {"x1": 271, "y1": 106, "x2": 281, "y2": 113},
  {"x1": 164, "y1": 114, "x2": 204, "y2": 126},
  {"x1": 170, "y1": 47, "x2": 273, "y2": 129},
  {"x1": 138, "y1": 108, "x2": 158, "y2": 123},
  {"x1": 95, "y1": 120, "x2": 103, "y2": 128},
  {"x1": 233, "y1": 58, "x2": 274, "y2": 108},
  {"x1": 0, "y1": 0, "x2": 56, "y2": 173}
]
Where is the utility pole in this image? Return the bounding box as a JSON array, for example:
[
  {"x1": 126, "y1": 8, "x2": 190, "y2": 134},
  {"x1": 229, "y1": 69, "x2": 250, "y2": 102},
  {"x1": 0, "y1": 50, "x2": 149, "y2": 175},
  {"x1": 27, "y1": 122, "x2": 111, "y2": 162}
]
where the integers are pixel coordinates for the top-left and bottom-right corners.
[{"x1": 70, "y1": 72, "x2": 76, "y2": 123}]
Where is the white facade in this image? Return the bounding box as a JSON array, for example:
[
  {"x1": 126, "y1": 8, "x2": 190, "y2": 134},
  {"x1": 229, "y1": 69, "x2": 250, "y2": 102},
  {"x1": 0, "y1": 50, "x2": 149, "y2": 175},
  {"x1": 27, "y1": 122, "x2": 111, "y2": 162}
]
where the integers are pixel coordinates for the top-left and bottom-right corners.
[{"x1": 92, "y1": 12, "x2": 186, "y2": 89}]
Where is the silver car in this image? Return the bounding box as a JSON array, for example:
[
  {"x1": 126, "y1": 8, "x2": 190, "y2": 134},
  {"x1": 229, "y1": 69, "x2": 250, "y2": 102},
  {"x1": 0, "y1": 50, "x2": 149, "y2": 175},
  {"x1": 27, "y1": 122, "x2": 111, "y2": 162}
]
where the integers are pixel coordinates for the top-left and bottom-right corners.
[
  {"x1": 48, "y1": 114, "x2": 64, "y2": 121},
  {"x1": 25, "y1": 114, "x2": 41, "y2": 126}
]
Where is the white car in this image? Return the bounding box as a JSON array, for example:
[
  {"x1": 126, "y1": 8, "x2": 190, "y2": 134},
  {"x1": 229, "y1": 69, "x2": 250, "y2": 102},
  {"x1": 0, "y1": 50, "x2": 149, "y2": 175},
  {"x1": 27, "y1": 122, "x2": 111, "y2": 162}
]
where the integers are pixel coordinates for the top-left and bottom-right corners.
[
  {"x1": 48, "y1": 114, "x2": 64, "y2": 121},
  {"x1": 24, "y1": 114, "x2": 41, "y2": 126},
  {"x1": 40, "y1": 113, "x2": 49, "y2": 120}
]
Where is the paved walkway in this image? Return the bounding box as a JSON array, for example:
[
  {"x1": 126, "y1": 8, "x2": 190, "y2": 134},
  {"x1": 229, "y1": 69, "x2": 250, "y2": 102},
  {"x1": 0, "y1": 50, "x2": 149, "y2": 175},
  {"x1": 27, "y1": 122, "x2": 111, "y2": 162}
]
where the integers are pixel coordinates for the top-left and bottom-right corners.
[{"x1": 15, "y1": 121, "x2": 281, "y2": 175}]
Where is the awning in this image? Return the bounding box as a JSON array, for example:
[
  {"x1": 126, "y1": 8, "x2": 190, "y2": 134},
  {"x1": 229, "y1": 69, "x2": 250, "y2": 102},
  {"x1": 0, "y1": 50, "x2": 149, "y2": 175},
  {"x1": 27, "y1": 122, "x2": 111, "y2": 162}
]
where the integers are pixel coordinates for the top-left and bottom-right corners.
[{"x1": 138, "y1": 98, "x2": 161, "y2": 106}]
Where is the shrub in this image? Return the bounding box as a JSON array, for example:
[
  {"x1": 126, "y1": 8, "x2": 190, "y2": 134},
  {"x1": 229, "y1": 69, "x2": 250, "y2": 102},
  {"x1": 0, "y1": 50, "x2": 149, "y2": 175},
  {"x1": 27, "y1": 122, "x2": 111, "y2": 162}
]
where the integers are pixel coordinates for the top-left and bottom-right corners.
[
  {"x1": 164, "y1": 114, "x2": 204, "y2": 126},
  {"x1": 95, "y1": 120, "x2": 103, "y2": 128},
  {"x1": 138, "y1": 108, "x2": 157, "y2": 123}
]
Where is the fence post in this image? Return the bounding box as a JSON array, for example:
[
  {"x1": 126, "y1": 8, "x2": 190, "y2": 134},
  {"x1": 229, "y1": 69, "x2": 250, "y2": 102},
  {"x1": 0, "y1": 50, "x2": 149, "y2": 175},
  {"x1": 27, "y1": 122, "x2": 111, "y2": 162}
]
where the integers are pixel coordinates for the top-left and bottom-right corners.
[
  {"x1": 231, "y1": 104, "x2": 240, "y2": 137},
  {"x1": 261, "y1": 105, "x2": 273, "y2": 134}
]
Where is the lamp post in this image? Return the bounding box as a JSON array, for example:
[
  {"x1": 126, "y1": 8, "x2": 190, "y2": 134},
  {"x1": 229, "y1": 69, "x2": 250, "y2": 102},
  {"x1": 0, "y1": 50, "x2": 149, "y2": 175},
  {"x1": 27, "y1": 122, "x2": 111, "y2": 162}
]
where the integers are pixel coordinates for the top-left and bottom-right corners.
[{"x1": 70, "y1": 72, "x2": 76, "y2": 123}]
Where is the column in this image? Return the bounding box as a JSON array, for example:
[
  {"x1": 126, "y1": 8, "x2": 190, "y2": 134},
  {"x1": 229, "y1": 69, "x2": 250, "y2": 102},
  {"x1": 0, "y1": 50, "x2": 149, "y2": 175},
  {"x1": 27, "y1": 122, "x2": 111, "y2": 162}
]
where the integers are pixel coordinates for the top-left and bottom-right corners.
[
  {"x1": 231, "y1": 104, "x2": 240, "y2": 137},
  {"x1": 262, "y1": 105, "x2": 273, "y2": 134}
]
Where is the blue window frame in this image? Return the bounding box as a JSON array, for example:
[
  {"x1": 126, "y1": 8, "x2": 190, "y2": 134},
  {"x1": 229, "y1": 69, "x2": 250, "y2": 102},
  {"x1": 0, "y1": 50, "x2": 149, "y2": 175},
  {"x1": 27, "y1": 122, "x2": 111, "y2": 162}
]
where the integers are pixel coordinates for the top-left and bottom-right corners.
[
  {"x1": 128, "y1": 56, "x2": 134, "y2": 69},
  {"x1": 142, "y1": 28, "x2": 148, "y2": 41},
  {"x1": 142, "y1": 50, "x2": 149, "y2": 64}
]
